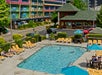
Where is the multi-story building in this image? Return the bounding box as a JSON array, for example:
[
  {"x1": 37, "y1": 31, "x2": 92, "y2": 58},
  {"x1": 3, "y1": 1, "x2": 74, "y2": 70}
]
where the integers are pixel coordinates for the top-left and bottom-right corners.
[{"x1": 6, "y1": 0, "x2": 66, "y2": 23}]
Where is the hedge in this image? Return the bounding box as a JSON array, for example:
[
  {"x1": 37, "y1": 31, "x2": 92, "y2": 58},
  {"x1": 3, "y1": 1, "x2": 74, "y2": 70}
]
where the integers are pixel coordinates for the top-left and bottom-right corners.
[{"x1": 87, "y1": 34, "x2": 102, "y2": 37}]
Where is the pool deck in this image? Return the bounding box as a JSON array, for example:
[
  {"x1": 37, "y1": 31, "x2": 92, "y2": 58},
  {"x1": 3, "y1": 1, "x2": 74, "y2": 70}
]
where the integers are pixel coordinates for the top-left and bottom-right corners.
[{"x1": 0, "y1": 40, "x2": 95, "y2": 75}]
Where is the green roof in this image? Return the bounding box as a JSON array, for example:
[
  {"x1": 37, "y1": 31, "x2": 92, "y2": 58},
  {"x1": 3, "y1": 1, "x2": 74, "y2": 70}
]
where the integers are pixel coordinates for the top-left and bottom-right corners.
[
  {"x1": 61, "y1": 10, "x2": 97, "y2": 21},
  {"x1": 56, "y1": 3, "x2": 80, "y2": 12}
]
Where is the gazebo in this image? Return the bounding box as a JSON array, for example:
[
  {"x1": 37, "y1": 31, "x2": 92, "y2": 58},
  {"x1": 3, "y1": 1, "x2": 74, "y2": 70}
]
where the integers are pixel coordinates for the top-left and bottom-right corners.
[{"x1": 56, "y1": 3, "x2": 97, "y2": 29}]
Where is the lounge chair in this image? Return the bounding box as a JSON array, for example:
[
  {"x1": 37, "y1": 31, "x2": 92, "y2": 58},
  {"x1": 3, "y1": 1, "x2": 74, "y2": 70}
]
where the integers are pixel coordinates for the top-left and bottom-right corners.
[
  {"x1": 88, "y1": 40, "x2": 92, "y2": 45},
  {"x1": 95, "y1": 51, "x2": 102, "y2": 56},
  {"x1": 15, "y1": 45, "x2": 24, "y2": 52},
  {"x1": 63, "y1": 38, "x2": 68, "y2": 43},
  {"x1": 93, "y1": 40, "x2": 97, "y2": 44},
  {"x1": 28, "y1": 41, "x2": 36, "y2": 47},
  {"x1": 11, "y1": 46, "x2": 22, "y2": 54},
  {"x1": 0, "y1": 56, "x2": 5, "y2": 60},
  {"x1": 97, "y1": 40, "x2": 102, "y2": 45},
  {"x1": 67, "y1": 38, "x2": 72, "y2": 43},
  {"x1": 60, "y1": 38, "x2": 65, "y2": 42}
]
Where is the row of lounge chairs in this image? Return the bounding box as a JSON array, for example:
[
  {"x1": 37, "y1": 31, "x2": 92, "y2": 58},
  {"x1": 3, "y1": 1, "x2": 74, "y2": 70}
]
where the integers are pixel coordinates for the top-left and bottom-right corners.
[
  {"x1": 88, "y1": 40, "x2": 102, "y2": 45},
  {"x1": 95, "y1": 51, "x2": 102, "y2": 56},
  {"x1": 0, "y1": 41, "x2": 36, "y2": 60},
  {"x1": 56, "y1": 38, "x2": 72, "y2": 43},
  {"x1": 23, "y1": 41, "x2": 36, "y2": 48},
  {"x1": 87, "y1": 68, "x2": 102, "y2": 75}
]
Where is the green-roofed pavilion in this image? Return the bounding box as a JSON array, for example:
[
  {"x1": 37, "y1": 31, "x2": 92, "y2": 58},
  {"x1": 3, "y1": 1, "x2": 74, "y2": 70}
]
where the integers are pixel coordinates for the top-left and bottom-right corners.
[
  {"x1": 61, "y1": 10, "x2": 97, "y2": 21},
  {"x1": 57, "y1": 3, "x2": 97, "y2": 29},
  {"x1": 56, "y1": 3, "x2": 80, "y2": 12}
]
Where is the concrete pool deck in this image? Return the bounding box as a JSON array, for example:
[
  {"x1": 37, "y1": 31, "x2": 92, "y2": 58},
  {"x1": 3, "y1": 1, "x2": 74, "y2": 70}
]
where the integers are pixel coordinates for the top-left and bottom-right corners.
[{"x1": 0, "y1": 40, "x2": 95, "y2": 75}]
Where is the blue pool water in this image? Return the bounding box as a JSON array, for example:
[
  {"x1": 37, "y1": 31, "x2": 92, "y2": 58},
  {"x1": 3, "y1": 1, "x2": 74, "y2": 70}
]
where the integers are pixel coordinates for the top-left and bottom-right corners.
[{"x1": 18, "y1": 45, "x2": 86, "y2": 74}]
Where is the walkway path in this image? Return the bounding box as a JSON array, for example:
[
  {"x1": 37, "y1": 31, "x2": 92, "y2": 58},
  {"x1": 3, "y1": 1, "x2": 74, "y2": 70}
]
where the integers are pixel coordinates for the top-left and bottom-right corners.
[{"x1": 0, "y1": 24, "x2": 50, "y2": 42}]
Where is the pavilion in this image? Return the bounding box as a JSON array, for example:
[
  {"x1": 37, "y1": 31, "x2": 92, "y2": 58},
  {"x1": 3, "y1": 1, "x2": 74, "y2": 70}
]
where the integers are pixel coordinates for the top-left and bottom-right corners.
[{"x1": 56, "y1": 3, "x2": 97, "y2": 29}]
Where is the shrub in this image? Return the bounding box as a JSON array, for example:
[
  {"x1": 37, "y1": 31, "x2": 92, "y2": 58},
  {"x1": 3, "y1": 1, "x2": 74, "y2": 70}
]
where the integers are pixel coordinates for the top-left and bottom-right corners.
[
  {"x1": 13, "y1": 34, "x2": 23, "y2": 41},
  {"x1": 25, "y1": 36, "x2": 32, "y2": 41},
  {"x1": 30, "y1": 38, "x2": 36, "y2": 43},
  {"x1": 15, "y1": 39, "x2": 23, "y2": 48},
  {"x1": 87, "y1": 34, "x2": 102, "y2": 37},
  {"x1": 50, "y1": 33, "x2": 55, "y2": 40},
  {"x1": 26, "y1": 33, "x2": 34, "y2": 38},
  {"x1": 1, "y1": 43, "x2": 10, "y2": 52},
  {"x1": 28, "y1": 20, "x2": 34, "y2": 27},
  {"x1": 57, "y1": 32, "x2": 67, "y2": 38},
  {"x1": 47, "y1": 28, "x2": 52, "y2": 34},
  {"x1": 0, "y1": 37, "x2": 6, "y2": 44},
  {"x1": 41, "y1": 35, "x2": 46, "y2": 40},
  {"x1": 74, "y1": 34, "x2": 82, "y2": 39},
  {"x1": 0, "y1": 48, "x2": 2, "y2": 54},
  {"x1": 34, "y1": 34, "x2": 41, "y2": 42}
]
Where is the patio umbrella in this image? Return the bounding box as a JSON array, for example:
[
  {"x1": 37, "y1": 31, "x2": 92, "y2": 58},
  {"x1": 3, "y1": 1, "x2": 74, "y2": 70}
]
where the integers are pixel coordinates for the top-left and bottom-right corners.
[
  {"x1": 61, "y1": 66, "x2": 88, "y2": 75},
  {"x1": 74, "y1": 29, "x2": 83, "y2": 34},
  {"x1": 83, "y1": 30, "x2": 89, "y2": 34},
  {"x1": 87, "y1": 44, "x2": 102, "y2": 50}
]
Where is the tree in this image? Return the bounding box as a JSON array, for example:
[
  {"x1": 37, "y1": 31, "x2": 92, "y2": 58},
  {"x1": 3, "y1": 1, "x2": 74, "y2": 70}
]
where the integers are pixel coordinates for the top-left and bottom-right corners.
[
  {"x1": 51, "y1": 12, "x2": 58, "y2": 25},
  {"x1": 0, "y1": 0, "x2": 10, "y2": 27},
  {"x1": 96, "y1": 5, "x2": 102, "y2": 28},
  {"x1": 68, "y1": 0, "x2": 87, "y2": 10}
]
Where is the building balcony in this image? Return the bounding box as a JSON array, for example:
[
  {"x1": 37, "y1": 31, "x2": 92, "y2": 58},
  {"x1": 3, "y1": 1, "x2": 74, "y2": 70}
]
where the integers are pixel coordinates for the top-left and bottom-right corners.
[
  {"x1": 20, "y1": 10, "x2": 29, "y2": 12},
  {"x1": 32, "y1": 2, "x2": 38, "y2": 5},
  {"x1": 20, "y1": 0, "x2": 30, "y2": 5},
  {"x1": 11, "y1": 10, "x2": 19, "y2": 12},
  {"x1": 44, "y1": 9, "x2": 55, "y2": 12},
  {"x1": 44, "y1": 0, "x2": 66, "y2": 3},
  {"x1": 44, "y1": 3, "x2": 63, "y2": 6},
  {"x1": 8, "y1": 1, "x2": 20, "y2": 4}
]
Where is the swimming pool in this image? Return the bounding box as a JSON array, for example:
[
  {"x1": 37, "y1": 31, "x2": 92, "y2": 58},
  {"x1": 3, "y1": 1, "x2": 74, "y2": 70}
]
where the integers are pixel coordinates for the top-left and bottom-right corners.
[{"x1": 18, "y1": 45, "x2": 86, "y2": 74}]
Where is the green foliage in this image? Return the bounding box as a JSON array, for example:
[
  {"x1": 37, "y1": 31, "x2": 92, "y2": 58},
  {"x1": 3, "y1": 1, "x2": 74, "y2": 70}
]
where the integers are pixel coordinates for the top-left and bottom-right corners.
[
  {"x1": 73, "y1": 0, "x2": 87, "y2": 10},
  {"x1": 0, "y1": 43, "x2": 10, "y2": 52},
  {"x1": 0, "y1": 0, "x2": 10, "y2": 27},
  {"x1": 0, "y1": 48, "x2": 2, "y2": 53},
  {"x1": 96, "y1": 5, "x2": 102, "y2": 28},
  {"x1": 51, "y1": 12, "x2": 58, "y2": 25},
  {"x1": 47, "y1": 28, "x2": 52, "y2": 34},
  {"x1": 74, "y1": 34, "x2": 82, "y2": 39},
  {"x1": 13, "y1": 34, "x2": 23, "y2": 41},
  {"x1": 26, "y1": 33, "x2": 34, "y2": 38},
  {"x1": 44, "y1": 21, "x2": 50, "y2": 24},
  {"x1": 25, "y1": 36, "x2": 32, "y2": 41},
  {"x1": 34, "y1": 34, "x2": 41, "y2": 42},
  {"x1": 0, "y1": 37, "x2": 6, "y2": 44},
  {"x1": 57, "y1": 32, "x2": 67, "y2": 38},
  {"x1": 17, "y1": 21, "x2": 44, "y2": 29},
  {"x1": 15, "y1": 39, "x2": 23, "y2": 48},
  {"x1": 40, "y1": 35, "x2": 46, "y2": 40},
  {"x1": 50, "y1": 33, "x2": 55, "y2": 40},
  {"x1": 87, "y1": 34, "x2": 102, "y2": 37}
]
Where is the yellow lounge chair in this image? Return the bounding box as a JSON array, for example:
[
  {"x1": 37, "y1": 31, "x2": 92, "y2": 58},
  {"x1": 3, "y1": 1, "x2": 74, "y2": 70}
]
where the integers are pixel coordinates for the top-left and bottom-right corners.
[
  {"x1": 23, "y1": 43, "x2": 29, "y2": 48},
  {"x1": 28, "y1": 41, "x2": 36, "y2": 47},
  {"x1": 0, "y1": 56, "x2": 5, "y2": 60},
  {"x1": 15, "y1": 45, "x2": 24, "y2": 52},
  {"x1": 56, "y1": 38, "x2": 62, "y2": 42},
  {"x1": 95, "y1": 51, "x2": 102, "y2": 56},
  {"x1": 93, "y1": 40, "x2": 97, "y2": 44},
  {"x1": 97, "y1": 40, "x2": 102, "y2": 45},
  {"x1": 63, "y1": 38, "x2": 68, "y2": 43},
  {"x1": 67, "y1": 38, "x2": 72, "y2": 43},
  {"x1": 60, "y1": 38, "x2": 65, "y2": 42},
  {"x1": 88, "y1": 40, "x2": 92, "y2": 45},
  {"x1": 11, "y1": 46, "x2": 22, "y2": 54}
]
